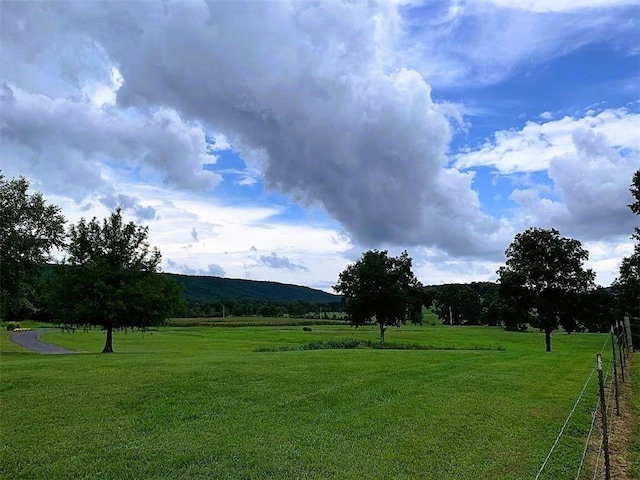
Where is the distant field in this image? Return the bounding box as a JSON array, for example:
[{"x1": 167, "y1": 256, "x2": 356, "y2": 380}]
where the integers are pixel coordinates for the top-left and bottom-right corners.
[
  {"x1": 167, "y1": 316, "x2": 346, "y2": 327},
  {"x1": 0, "y1": 323, "x2": 614, "y2": 479}
]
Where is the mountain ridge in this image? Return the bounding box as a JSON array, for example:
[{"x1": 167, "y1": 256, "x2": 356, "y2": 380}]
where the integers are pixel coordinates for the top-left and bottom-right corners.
[{"x1": 163, "y1": 272, "x2": 340, "y2": 303}]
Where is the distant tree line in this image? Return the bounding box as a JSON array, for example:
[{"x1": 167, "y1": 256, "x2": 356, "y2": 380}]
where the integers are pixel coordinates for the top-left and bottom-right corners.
[
  {"x1": 179, "y1": 298, "x2": 345, "y2": 319},
  {"x1": 2, "y1": 169, "x2": 639, "y2": 353},
  {"x1": 413, "y1": 281, "x2": 614, "y2": 336},
  {"x1": 334, "y1": 170, "x2": 639, "y2": 351}
]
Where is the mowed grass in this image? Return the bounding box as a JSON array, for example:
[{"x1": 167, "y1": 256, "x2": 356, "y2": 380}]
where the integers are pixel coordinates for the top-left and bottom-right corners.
[{"x1": 0, "y1": 323, "x2": 612, "y2": 479}]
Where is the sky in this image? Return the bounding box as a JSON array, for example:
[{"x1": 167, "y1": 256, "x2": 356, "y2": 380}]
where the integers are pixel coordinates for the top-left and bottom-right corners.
[{"x1": 1, "y1": 0, "x2": 639, "y2": 291}]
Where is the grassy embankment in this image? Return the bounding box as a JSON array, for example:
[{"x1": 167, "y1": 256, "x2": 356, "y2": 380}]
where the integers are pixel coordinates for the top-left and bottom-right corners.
[{"x1": 1, "y1": 321, "x2": 612, "y2": 479}]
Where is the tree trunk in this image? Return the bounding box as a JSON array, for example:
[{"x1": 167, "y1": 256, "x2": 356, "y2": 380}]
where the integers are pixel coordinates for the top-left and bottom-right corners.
[
  {"x1": 379, "y1": 323, "x2": 385, "y2": 347},
  {"x1": 545, "y1": 325, "x2": 552, "y2": 352},
  {"x1": 102, "y1": 324, "x2": 114, "y2": 353}
]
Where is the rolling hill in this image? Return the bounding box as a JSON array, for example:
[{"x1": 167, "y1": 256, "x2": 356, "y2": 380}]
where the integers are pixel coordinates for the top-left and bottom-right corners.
[{"x1": 163, "y1": 273, "x2": 341, "y2": 303}]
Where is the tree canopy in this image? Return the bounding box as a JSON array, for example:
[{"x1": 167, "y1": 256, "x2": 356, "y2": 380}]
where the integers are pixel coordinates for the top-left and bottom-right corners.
[
  {"x1": 433, "y1": 284, "x2": 482, "y2": 325},
  {"x1": 333, "y1": 250, "x2": 422, "y2": 345},
  {"x1": 49, "y1": 208, "x2": 180, "y2": 352},
  {"x1": 497, "y1": 227, "x2": 595, "y2": 351},
  {"x1": 614, "y1": 169, "x2": 640, "y2": 318},
  {"x1": 0, "y1": 173, "x2": 66, "y2": 321}
]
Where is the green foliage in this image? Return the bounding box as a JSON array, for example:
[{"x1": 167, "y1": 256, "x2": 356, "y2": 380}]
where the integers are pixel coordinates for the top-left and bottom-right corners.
[
  {"x1": 485, "y1": 296, "x2": 529, "y2": 331},
  {"x1": 0, "y1": 173, "x2": 66, "y2": 322},
  {"x1": 6, "y1": 321, "x2": 20, "y2": 331},
  {"x1": 615, "y1": 248, "x2": 640, "y2": 318},
  {"x1": 497, "y1": 227, "x2": 595, "y2": 351},
  {"x1": 578, "y1": 287, "x2": 616, "y2": 333},
  {"x1": 433, "y1": 284, "x2": 482, "y2": 325},
  {"x1": 614, "y1": 170, "x2": 640, "y2": 318},
  {"x1": 333, "y1": 250, "x2": 421, "y2": 345},
  {"x1": 48, "y1": 208, "x2": 180, "y2": 352},
  {"x1": 256, "y1": 338, "x2": 505, "y2": 352},
  {"x1": 630, "y1": 170, "x2": 640, "y2": 219}
]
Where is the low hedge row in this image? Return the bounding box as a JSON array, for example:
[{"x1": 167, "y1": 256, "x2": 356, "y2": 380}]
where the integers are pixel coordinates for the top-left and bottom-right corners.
[{"x1": 256, "y1": 339, "x2": 505, "y2": 352}]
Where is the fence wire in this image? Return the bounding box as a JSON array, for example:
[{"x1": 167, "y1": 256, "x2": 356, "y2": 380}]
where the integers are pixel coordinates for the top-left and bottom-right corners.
[
  {"x1": 535, "y1": 337, "x2": 611, "y2": 480},
  {"x1": 589, "y1": 354, "x2": 614, "y2": 480}
]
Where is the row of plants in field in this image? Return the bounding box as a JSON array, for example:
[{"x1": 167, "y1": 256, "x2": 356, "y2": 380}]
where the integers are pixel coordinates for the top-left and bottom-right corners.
[
  {"x1": 166, "y1": 318, "x2": 345, "y2": 327},
  {"x1": 255, "y1": 338, "x2": 506, "y2": 352}
]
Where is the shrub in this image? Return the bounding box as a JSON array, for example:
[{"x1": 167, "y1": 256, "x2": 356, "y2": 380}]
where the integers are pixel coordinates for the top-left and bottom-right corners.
[
  {"x1": 256, "y1": 339, "x2": 505, "y2": 353},
  {"x1": 6, "y1": 322, "x2": 21, "y2": 331},
  {"x1": 302, "y1": 326, "x2": 312, "y2": 332}
]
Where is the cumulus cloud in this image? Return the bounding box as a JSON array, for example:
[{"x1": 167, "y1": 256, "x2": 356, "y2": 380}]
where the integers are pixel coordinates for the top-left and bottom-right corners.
[
  {"x1": 1, "y1": 0, "x2": 637, "y2": 285},
  {"x1": 100, "y1": 193, "x2": 157, "y2": 220},
  {"x1": 507, "y1": 127, "x2": 638, "y2": 239},
  {"x1": 0, "y1": 82, "x2": 221, "y2": 197},
  {"x1": 0, "y1": 0, "x2": 508, "y2": 256},
  {"x1": 258, "y1": 253, "x2": 307, "y2": 271},
  {"x1": 165, "y1": 259, "x2": 225, "y2": 277},
  {"x1": 455, "y1": 107, "x2": 640, "y2": 173}
]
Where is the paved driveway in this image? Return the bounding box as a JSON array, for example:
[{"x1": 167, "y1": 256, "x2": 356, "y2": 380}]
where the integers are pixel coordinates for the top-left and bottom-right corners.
[{"x1": 9, "y1": 328, "x2": 77, "y2": 354}]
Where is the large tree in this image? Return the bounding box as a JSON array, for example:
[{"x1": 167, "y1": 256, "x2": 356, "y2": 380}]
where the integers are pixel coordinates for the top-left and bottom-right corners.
[
  {"x1": 333, "y1": 250, "x2": 421, "y2": 345},
  {"x1": 49, "y1": 209, "x2": 180, "y2": 353},
  {"x1": 0, "y1": 174, "x2": 66, "y2": 321},
  {"x1": 498, "y1": 227, "x2": 595, "y2": 352}
]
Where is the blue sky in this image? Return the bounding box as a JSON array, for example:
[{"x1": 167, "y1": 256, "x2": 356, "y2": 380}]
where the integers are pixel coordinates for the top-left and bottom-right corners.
[{"x1": 1, "y1": 0, "x2": 638, "y2": 290}]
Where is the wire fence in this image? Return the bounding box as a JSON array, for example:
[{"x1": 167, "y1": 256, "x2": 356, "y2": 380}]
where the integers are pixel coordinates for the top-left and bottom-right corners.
[{"x1": 535, "y1": 318, "x2": 634, "y2": 480}]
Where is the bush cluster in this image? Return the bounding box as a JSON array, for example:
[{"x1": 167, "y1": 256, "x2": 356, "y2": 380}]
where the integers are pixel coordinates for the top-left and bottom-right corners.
[
  {"x1": 255, "y1": 339, "x2": 505, "y2": 352},
  {"x1": 6, "y1": 322, "x2": 21, "y2": 331}
]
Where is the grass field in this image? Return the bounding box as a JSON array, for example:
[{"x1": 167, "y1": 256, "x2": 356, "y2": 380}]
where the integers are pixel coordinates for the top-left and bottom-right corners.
[{"x1": 0, "y1": 323, "x2": 615, "y2": 479}]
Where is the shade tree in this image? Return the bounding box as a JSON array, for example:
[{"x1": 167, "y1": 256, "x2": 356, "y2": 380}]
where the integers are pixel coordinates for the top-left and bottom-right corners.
[
  {"x1": 333, "y1": 250, "x2": 421, "y2": 345},
  {"x1": 497, "y1": 227, "x2": 595, "y2": 352},
  {"x1": 0, "y1": 173, "x2": 66, "y2": 321},
  {"x1": 49, "y1": 208, "x2": 180, "y2": 353}
]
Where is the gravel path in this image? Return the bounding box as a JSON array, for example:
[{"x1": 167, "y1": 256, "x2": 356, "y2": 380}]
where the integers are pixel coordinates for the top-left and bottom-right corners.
[{"x1": 10, "y1": 328, "x2": 77, "y2": 354}]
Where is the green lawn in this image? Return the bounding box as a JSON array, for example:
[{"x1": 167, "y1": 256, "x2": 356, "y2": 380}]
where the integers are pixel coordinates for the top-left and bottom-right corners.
[{"x1": 0, "y1": 324, "x2": 612, "y2": 479}]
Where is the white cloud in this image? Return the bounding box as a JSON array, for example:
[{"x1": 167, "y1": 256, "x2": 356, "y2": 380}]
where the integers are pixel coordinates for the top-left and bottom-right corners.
[
  {"x1": 502, "y1": 126, "x2": 638, "y2": 243},
  {"x1": 100, "y1": 193, "x2": 157, "y2": 221},
  {"x1": 165, "y1": 260, "x2": 226, "y2": 278},
  {"x1": 1, "y1": 83, "x2": 221, "y2": 197},
  {"x1": 482, "y1": 0, "x2": 638, "y2": 13},
  {"x1": 455, "y1": 107, "x2": 640, "y2": 173},
  {"x1": 400, "y1": 1, "x2": 638, "y2": 86},
  {"x1": 1, "y1": 0, "x2": 636, "y2": 289},
  {"x1": 583, "y1": 239, "x2": 635, "y2": 286},
  {"x1": 257, "y1": 253, "x2": 308, "y2": 271},
  {"x1": 451, "y1": 107, "x2": 639, "y2": 275},
  {"x1": 0, "y1": 1, "x2": 506, "y2": 256}
]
